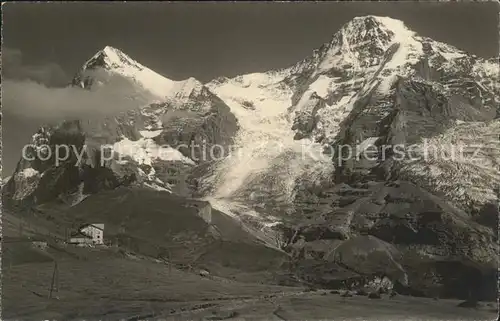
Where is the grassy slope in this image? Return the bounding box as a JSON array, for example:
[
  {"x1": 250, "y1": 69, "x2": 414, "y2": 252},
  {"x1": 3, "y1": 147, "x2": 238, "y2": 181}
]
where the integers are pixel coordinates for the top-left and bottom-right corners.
[
  {"x1": 3, "y1": 187, "x2": 496, "y2": 320},
  {"x1": 3, "y1": 248, "x2": 496, "y2": 321},
  {"x1": 35, "y1": 187, "x2": 288, "y2": 272},
  {"x1": 2, "y1": 186, "x2": 292, "y2": 319},
  {"x1": 2, "y1": 247, "x2": 298, "y2": 321}
]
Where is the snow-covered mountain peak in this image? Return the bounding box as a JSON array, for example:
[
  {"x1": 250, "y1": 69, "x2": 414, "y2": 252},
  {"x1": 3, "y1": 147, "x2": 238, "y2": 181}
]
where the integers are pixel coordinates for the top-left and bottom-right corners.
[
  {"x1": 312, "y1": 16, "x2": 419, "y2": 73},
  {"x1": 343, "y1": 16, "x2": 412, "y2": 36},
  {"x1": 337, "y1": 16, "x2": 407, "y2": 45},
  {"x1": 76, "y1": 46, "x2": 210, "y2": 104},
  {"x1": 174, "y1": 76, "x2": 204, "y2": 100},
  {"x1": 75, "y1": 45, "x2": 179, "y2": 98},
  {"x1": 83, "y1": 45, "x2": 145, "y2": 71}
]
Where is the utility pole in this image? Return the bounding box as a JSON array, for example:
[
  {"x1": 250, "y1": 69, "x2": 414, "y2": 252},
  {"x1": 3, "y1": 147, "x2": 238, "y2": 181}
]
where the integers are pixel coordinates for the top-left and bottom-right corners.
[
  {"x1": 19, "y1": 222, "x2": 24, "y2": 237},
  {"x1": 48, "y1": 261, "x2": 59, "y2": 299},
  {"x1": 167, "y1": 249, "x2": 172, "y2": 276}
]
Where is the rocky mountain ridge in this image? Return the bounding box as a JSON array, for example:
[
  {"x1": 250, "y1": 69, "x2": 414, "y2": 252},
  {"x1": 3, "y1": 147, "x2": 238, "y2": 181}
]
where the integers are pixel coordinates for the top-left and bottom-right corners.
[
  {"x1": 4, "y1": 45, "x2": 239, "y2": 207},
  {"x1": 207, "y1": 15, "x2": 499, "y2": 217}
]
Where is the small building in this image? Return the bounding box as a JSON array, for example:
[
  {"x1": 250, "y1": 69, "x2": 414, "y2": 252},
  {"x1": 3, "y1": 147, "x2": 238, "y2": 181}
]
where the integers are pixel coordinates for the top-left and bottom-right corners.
[
  {"x1": 68, "y1": 232, "x2": 93, "y2": 246},
  {"x1": 68, "y1": 223, "x2": 104, "y2": 245}
]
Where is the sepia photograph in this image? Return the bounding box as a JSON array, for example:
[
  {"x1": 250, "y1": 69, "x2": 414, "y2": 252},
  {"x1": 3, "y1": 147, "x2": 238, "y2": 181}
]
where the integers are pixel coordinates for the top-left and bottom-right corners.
[{"x1": 1, "y1": 1, "x2": 499, "y2": 320}]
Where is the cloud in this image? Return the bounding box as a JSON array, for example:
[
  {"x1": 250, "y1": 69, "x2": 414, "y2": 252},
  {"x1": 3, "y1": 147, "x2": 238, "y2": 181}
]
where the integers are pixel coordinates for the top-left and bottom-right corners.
[
  {"x1": 3, "y1": 47, "x2": 70, "y2": 87},
  {"x1": 2, "y1": 51, "x2": 158, "y2": 175},
  {"x1": 3, "y1": 71, "x2": 156, "y2": 121}
]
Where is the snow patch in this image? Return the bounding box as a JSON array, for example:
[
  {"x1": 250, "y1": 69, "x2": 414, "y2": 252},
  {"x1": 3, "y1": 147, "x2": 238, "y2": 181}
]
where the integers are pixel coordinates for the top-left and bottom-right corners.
[
  {"x1": 308, "y1": 75, "x2": 334, "y2": 98},
  {"x1": 314, "y1": 91, "x2": 358, "y2": 144},
  {"x1": 70, "y1": 183, "x2": 90, "y2": 207},
  {"x1": 110, "y1": 137, "x2": 195, "y2": 166},
  {"x1": 473, "y1": 59, "x2": 499, "y2": 80},
  {"x1": 374, "y1": 18, "x2": 423, "y2": 94},
  {"x1": 143, "y1": 182, "x2": 172, "y2": 193},
  {"x1": 139, "y1": 129, "x2": 163, "y2": 138},
  {"x1": 355, "y1": 137, "x2": 381, "y2": 157},
  {"x1": 20, "y1": 168, "x2": 39, "y2": 178}
]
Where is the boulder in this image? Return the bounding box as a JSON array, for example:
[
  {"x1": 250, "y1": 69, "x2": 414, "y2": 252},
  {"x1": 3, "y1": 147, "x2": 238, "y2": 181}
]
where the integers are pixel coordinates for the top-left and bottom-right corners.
[
  {"x1": 340, "y1": 290, "x2": 354, "y2": 297},
  {"x1": 199, "y1": 269, "x2": 210, "y2": 277},
  {"x1": 368, "y1": 292, "x2": 382, "y2": 299},
  {"x1": 457, "y1": 300, "x2": 481, "y2": 309}
]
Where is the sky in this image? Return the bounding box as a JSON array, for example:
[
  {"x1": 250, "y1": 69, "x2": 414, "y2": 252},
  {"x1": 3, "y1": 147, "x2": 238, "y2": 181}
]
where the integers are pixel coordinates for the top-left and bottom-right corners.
[{"x1": 2, "y1": 1, "x2": 499, "y2": 175}]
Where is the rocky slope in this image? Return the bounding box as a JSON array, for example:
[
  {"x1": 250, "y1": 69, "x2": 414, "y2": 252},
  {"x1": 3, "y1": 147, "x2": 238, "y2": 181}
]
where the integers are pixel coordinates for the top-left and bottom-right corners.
[{"x1": 4, "y1": 16, "x2": 498, "y2": 300}]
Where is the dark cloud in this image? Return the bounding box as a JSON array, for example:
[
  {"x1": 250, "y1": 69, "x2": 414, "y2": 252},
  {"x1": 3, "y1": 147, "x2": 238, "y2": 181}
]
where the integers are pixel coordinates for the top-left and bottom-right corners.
[
  {"x1": 2, "y1": 66, "x2": 157, "y2": 176},
  {"x1": 3, "y1": 75, "x2": 154, "y2": 120},
  {"x1": 3, "y1": 47, "x2": 70, "y2": 87}
]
